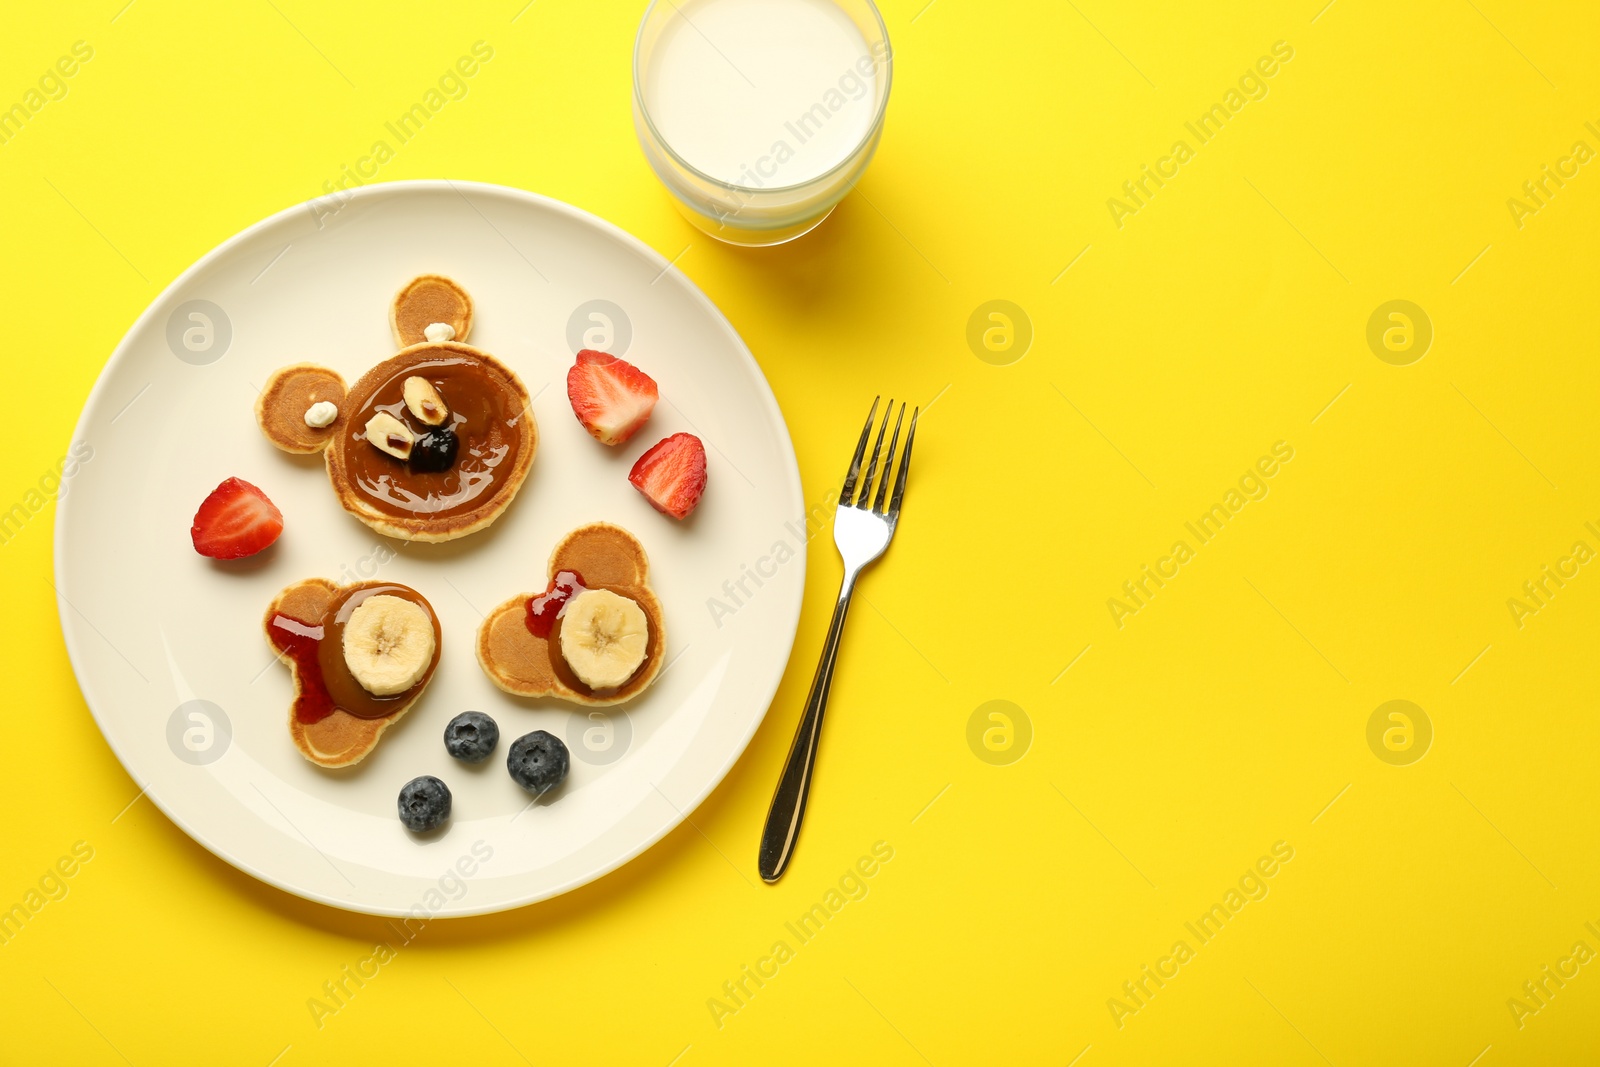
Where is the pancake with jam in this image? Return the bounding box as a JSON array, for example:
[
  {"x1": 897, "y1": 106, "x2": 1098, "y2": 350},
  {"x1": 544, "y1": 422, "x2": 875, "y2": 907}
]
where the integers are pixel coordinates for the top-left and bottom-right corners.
[
  {"x1": 255, "y1": 275, "x2": 537, "y2": 543},
  {"x1": 477, "y1": 523, "x2": 666, "y2": 707},
  {"x1": 265, "y1": 579, "x2": 442, "y2": 769}
]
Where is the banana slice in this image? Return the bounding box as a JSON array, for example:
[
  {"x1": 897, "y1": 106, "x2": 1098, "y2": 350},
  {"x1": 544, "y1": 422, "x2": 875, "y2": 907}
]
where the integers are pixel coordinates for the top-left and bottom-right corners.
[
  {"x1": 558, "y1": 589, "x2": 649, "y2": 689},
  {"x1": 365, "y1": 412, "x2": 414, "y2": 460},
  {"x1": 342, "y1": 594, "x2": 435, "y2": 695},
  {"x1": 403, "y1": 376, "x2": 449, "y2": 426}
]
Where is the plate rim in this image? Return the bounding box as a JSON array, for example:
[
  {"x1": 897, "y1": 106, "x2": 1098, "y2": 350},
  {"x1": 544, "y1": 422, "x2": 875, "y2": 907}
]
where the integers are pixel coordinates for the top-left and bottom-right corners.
[{"x1": 54, "y1": 179, "x2": 806, "y2": 917}]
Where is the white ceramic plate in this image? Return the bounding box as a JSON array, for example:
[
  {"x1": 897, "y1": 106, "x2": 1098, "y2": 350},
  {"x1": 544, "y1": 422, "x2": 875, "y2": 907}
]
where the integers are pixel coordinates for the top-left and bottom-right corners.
[{"x1": 55, "y1": 181, "x2": 804, "y2": 916}]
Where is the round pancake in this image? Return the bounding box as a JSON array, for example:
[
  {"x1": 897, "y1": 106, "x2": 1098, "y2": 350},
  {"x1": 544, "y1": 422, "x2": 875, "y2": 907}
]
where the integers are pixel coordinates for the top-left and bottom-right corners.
[
  {"x1": 390, "y1": 274, "x2": 473, "y2": 348},
  {"x1": 255, "y1": 363, "x2": 347, "y2": 454},
  {"x1": 322, "y1": 341, "x2": 536, "y2": 543}
]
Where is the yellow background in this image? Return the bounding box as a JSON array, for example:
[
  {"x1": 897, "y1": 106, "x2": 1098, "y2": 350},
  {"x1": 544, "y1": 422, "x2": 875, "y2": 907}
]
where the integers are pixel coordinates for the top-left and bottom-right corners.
[{"x1": 4, "y1": 0, "x2": 1599, "y2": 1063}]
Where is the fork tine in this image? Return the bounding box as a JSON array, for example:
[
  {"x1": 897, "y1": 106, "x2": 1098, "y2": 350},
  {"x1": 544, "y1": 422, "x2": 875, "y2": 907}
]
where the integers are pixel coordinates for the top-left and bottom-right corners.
[
  {"x1": 887, "y1": 406, "x2": 918, "y2": 518},
  {"x1": 855, "y1": 399, "x2": 893, "y2": 508},
  {"x1": 839, "y1": 396, "x2": 880, "y2": 505},
  {"x1": 872, "y1": 403, "x2": 905, "y2": 514}
]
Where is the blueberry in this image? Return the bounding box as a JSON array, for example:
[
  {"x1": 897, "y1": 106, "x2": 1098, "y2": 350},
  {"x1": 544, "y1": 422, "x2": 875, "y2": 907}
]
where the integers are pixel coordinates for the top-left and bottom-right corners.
[
  {"x1": 444, "y1": 711, "x2": 499, "y2": 763},
  {"x1": 506, "y1": 730, "x2": 570, "y2": 797},
  {"x1": 397, "y1": 775, "x2": 451, "y2": 832},
  {"x1": 410, "y1": 427, "x2": 459, "y2": 473}
]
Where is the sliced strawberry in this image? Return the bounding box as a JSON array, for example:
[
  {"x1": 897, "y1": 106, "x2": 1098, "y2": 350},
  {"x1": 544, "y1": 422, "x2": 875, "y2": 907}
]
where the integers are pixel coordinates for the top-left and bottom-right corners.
[
  {"x1": 191, "y1": 477, "x2": 284, "y2": 559},
  {"x1": 628, "y1": 433, "x2": 707, "y2": 520},
  {"x1": 566, "y1": 349, "x2": 659, "y2": 446}
]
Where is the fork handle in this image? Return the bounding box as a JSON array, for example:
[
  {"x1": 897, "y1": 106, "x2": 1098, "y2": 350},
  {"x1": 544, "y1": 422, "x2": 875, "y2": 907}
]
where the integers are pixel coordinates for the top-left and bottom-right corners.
[{"x1": 758, "y1": 571, "x2": 858, "y2": 883}]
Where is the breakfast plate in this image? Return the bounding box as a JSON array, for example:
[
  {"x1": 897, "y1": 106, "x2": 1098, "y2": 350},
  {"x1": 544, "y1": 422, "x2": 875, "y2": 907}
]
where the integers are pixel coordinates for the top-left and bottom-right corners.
[{"x1": 54, "y1": 180, "x2": 805, "y2": 916}]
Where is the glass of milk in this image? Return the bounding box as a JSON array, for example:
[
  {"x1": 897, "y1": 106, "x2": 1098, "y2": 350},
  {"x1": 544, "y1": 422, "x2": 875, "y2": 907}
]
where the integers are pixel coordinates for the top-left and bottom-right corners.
[{"x1": 633, "y1": 0, "x2": 892, "y2": 246}]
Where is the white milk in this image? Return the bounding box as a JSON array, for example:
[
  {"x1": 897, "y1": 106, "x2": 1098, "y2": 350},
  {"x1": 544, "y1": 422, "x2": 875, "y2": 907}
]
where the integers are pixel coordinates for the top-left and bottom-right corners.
[{"x1": 643, "y1": 0, "x2": 880, "y2": 189}]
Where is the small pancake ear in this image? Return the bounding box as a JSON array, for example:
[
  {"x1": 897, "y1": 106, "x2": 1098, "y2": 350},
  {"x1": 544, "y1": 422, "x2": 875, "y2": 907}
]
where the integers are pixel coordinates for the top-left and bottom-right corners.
[
  {"x1": 548, "y1": 522, "x2": 650, "y2": 588},
  {"x1": 269, "y1": 577, "x2": 339, "y2": 623},
  {"x1": 391, "y1": 274, "x2": 473, "y2": 348},
  {"x1": 256, "y1": 363, "x2": 347, "y2": 453}
]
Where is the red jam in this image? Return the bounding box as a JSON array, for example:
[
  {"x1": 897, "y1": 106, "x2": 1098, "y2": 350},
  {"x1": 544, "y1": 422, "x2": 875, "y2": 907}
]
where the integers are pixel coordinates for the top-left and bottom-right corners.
[
  {"x1": 267, "y1": 614, "x2": 334, "y2": 724},
  {"x1": 525, "y1": 570, "x2": 587, "y2": 639}
]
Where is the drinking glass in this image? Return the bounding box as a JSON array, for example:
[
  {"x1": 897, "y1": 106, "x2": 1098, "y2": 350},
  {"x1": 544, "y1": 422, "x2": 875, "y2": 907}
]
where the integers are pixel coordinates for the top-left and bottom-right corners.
[{"x1": 632, "y1": 0, "x2": 892, "y2": 246}]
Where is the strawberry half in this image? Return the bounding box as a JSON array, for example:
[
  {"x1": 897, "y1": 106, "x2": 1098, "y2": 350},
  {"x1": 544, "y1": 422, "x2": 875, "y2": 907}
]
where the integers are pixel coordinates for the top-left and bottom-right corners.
[
  {"x1": 191, "y1": 477, "x2": 284, "y2": 559},
  {"x1": 566, "y1": 350, "x2": 659, "y2": 446},
  {"x1": 628, "y1": 433, "x2": 707, "y2": 520}
]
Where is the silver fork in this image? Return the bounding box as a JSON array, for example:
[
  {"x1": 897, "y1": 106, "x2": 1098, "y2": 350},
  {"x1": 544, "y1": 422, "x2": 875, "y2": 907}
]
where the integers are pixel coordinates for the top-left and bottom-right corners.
[{"x1": 758, "y1": 397, "x2": 918, "y2": 883}]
